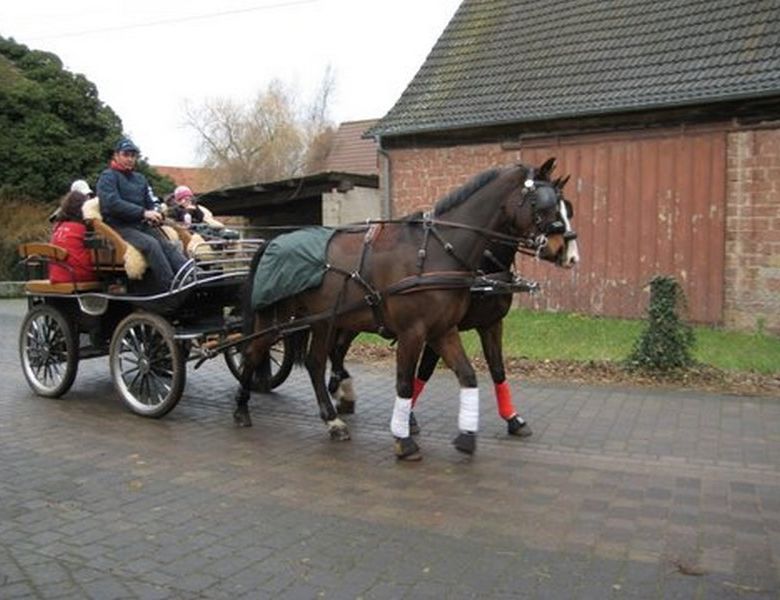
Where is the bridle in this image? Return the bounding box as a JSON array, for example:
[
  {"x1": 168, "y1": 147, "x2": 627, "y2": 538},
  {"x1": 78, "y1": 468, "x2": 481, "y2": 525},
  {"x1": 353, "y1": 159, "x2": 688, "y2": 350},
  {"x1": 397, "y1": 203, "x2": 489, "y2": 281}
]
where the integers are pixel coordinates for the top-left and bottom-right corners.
[{"x1": 514, "y1": 172, "x2": 578, "y2": 259}]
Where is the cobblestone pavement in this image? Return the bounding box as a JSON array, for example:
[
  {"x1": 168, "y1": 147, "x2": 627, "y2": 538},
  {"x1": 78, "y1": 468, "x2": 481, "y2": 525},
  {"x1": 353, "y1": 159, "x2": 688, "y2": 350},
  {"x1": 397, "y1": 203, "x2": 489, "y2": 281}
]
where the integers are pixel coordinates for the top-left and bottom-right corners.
[{"x1": 1, "y1": 298, "x2": 779, "y2": 599}]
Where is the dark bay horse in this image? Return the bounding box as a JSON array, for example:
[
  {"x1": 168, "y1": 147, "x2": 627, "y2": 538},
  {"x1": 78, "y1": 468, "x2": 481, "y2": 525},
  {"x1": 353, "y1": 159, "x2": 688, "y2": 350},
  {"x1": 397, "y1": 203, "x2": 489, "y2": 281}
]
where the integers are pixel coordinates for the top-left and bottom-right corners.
[
  {"x1": 235, "y1": 160, "x2": 571, "y2": 460},
  {"x1": 327, "y1": 174, "x2": 579, "y2": 437}
]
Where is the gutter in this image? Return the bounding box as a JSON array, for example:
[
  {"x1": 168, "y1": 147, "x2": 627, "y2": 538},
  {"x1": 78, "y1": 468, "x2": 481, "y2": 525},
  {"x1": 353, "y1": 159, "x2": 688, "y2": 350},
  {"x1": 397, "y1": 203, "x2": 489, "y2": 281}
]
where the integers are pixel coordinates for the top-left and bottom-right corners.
[{"x1": 375, "y1": 136, "x2": 392, "y2": 220}]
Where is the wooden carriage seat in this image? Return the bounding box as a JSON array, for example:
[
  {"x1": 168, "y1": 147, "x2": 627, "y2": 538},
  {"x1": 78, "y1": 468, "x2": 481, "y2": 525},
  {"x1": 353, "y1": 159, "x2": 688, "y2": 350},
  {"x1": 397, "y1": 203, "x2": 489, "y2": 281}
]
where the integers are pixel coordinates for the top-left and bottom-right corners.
[
  {"x1": 89, "y1": 219, "x2": 130, "y2": 271},
  {"x1": 18, "y1": 242, "x2": 102, "y2": 294}
]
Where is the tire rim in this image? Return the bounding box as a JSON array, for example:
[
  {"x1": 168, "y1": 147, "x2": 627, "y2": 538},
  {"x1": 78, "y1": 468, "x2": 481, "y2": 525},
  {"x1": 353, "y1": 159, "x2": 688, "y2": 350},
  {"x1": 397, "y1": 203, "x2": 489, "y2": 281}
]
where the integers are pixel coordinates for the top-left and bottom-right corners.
[
  {"x1": 114, "y1": 322, "x2": 175, "y2": 410},
  {"x1": 22, "y1": 312, "x2": 69, "y2": 393}
]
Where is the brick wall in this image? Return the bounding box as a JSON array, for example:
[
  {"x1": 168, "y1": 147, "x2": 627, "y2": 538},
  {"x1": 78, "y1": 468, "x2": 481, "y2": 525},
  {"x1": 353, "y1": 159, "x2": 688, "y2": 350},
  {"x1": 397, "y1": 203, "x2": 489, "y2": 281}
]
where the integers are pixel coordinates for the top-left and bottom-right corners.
[
  {"x1": 383, "y1": 126, "x2": 780, "y2": 331},
  {"x1": 724, "y1": 129, "x2": 780, "y2": 333},
  {"x1": 389, "y1": 144, "x2": 511, "y2": 217}
]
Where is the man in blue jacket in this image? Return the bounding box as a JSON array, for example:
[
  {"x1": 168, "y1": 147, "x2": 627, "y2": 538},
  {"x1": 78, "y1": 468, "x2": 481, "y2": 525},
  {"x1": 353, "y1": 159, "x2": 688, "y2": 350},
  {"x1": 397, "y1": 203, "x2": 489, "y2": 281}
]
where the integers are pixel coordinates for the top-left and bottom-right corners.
[{"x1": 96, "y1": 138, "x2": 188, "y2": 291}]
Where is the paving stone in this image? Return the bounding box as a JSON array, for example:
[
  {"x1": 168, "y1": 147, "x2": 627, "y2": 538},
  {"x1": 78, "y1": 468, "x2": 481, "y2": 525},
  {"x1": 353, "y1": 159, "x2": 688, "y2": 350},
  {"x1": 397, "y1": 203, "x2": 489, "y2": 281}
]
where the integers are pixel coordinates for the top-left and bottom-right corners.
[{"x1": 1, "y1": 298, "x2": 780, "y2": 598}]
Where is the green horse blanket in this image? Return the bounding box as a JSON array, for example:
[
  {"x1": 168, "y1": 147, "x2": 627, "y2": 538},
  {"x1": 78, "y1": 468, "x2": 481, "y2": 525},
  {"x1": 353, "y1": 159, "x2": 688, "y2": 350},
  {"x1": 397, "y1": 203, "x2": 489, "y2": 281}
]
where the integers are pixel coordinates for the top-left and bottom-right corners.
[{"x1": 251, "y1": 227, "x2": 336, "y2": 310}]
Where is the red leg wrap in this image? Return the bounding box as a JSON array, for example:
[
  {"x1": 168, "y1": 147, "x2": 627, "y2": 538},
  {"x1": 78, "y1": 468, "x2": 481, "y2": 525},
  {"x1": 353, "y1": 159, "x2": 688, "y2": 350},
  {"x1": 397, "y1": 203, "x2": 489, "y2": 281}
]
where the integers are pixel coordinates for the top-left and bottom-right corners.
[
  {"x1": 411, "y1": 377, "x2": 426, "y2": 407},
  {"x1": 494, "y1": 380, "x2": 517, "y2": 420}
]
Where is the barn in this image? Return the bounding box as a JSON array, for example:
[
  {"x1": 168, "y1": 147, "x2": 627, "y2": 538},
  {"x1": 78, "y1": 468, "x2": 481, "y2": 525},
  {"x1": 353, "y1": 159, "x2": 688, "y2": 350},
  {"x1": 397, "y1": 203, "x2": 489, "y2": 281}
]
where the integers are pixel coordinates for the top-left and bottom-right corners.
[{"x1": 368, "y1": 0, "x2": 780, "y2": 332}]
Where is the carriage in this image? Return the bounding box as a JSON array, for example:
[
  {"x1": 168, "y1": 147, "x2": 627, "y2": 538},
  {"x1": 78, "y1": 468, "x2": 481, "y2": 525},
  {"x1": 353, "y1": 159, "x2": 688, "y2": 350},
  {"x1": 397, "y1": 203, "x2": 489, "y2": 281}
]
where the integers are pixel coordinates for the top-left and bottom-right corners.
[{"x1": 16, "y1": 217, "x2": 293, "y2": 418}]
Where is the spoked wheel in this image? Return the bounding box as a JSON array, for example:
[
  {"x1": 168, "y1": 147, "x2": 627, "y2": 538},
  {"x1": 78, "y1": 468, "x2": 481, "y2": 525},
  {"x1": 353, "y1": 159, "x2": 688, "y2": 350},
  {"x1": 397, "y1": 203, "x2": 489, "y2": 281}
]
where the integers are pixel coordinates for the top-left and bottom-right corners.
[
  {"x1": 19, "y1": 304, "x2": 78, "y2": 398},
  {"x1": 224, "y1": 336, "x2": 294, "y2": 391},
  {"x1": 110, "y1": 312, "x2": 185, "y2": 418}
]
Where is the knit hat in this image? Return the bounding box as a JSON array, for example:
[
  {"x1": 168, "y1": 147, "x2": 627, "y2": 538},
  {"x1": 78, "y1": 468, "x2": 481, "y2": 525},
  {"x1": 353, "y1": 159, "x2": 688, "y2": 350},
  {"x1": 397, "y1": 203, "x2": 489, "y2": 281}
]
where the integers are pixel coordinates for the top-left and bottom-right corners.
[{"x1": 174, "y1": 185, "x2": 194, "y2": 203}]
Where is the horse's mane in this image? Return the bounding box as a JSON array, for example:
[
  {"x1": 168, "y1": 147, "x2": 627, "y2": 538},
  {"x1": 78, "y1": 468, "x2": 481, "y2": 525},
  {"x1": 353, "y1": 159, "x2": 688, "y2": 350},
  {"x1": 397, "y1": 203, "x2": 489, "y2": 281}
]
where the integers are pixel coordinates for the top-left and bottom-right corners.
[{"x1": 432, "y1": 167, "x2": 504, "y2": 216}]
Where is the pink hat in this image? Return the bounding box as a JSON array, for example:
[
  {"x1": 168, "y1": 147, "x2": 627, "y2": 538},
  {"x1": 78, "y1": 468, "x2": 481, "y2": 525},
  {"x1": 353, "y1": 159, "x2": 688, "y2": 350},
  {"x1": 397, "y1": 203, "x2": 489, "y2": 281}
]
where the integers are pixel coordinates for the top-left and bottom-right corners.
[{"x1": 174, "y1": 185, "x2": 194, "y2": 202}]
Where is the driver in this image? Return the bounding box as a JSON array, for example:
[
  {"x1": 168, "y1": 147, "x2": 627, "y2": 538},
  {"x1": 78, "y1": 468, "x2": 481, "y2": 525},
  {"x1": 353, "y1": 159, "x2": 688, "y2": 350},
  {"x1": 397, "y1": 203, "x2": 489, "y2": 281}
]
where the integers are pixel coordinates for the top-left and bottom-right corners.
[{"x1": 96, "y1": 138, "x2": 189, "y2": 291}]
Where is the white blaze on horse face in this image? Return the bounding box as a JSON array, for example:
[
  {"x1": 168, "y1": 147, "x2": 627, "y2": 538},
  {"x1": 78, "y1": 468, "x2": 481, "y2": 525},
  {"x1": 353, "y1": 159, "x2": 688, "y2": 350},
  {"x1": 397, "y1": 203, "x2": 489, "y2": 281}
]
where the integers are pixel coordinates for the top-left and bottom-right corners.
[{"x1": 559, "y1": 200, "x2": 580, "y2": 267}]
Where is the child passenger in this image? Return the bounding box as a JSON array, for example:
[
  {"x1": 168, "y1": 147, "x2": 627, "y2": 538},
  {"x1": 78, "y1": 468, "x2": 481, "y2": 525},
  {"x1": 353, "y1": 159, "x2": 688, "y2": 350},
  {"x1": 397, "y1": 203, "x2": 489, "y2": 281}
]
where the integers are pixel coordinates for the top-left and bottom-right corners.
[
  {"x1": 169, "y1": 185, "x2": 204, "y2": 226},
  {"x1": 49, "y1": 189, "x2": 95, "y2": 283}
]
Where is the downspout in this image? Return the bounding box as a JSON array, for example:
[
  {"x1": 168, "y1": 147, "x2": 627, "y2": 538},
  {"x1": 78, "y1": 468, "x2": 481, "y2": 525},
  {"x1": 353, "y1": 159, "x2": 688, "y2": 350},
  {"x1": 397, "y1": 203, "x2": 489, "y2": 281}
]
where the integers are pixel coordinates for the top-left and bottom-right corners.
[{"x1": 375, "y1": 135, "x2": 392, "y2": 219}]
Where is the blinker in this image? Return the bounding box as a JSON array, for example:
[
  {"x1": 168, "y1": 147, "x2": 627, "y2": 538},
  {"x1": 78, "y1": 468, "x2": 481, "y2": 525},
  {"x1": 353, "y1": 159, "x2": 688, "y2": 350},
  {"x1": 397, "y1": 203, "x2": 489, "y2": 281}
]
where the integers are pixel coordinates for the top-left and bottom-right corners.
[{"x1": 546, "y1": 221, "x2": 566, "y2": 235}]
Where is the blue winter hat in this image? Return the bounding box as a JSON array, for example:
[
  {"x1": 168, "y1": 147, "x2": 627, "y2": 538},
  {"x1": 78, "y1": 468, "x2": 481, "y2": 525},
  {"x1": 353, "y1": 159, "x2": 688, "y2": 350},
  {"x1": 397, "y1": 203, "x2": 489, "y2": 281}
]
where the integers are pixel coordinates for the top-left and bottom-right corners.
[{"x1": 115, "y1": 137, "x2": 140, "y2": 154}]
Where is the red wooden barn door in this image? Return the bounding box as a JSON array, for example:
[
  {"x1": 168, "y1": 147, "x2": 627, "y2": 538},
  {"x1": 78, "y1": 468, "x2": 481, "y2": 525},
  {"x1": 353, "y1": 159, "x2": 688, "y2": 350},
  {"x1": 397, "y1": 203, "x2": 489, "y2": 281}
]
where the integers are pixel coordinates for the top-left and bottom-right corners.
[{"x1": 516, "y1": 128, "x2": 726, "y2": 323}]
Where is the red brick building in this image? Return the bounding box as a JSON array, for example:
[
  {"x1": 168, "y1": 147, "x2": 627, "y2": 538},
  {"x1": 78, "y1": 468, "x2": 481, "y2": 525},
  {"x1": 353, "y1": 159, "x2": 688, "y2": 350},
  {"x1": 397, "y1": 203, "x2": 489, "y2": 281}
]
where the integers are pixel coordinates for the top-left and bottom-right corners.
[{"x1": 369, "y1": 0, "x2": 780, "y2": 332}]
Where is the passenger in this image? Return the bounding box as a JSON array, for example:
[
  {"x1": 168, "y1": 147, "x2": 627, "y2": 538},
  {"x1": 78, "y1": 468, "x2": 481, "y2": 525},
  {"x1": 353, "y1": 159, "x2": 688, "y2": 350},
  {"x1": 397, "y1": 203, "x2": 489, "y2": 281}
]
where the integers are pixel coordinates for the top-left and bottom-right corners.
[
  {"x1": 169, "y1": 185, "x2": 238, "y2": 239},
  {"x1": 49, "y1": 190, "x2": 95, "y2": 284},
  {"x1": 48, "y1": 179, "x2": 95, "y2": 223},
  {"x1": 169, "y1": 185, "x2": 204, "y2": 227},
  {"x1": 96, "y1": 138, "x2": 189, "y2": 291}
]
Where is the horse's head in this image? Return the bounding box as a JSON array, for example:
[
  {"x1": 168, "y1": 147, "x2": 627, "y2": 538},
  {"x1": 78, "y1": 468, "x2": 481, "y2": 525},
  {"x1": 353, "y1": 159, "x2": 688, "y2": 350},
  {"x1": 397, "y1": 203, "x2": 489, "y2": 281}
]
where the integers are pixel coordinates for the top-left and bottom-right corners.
[
  {"x1": 547, "y1": 173, "x2": 580, "y2": 268},
  {"x1": 504, "y1": 158, "x2": 579, "y2": 268}
]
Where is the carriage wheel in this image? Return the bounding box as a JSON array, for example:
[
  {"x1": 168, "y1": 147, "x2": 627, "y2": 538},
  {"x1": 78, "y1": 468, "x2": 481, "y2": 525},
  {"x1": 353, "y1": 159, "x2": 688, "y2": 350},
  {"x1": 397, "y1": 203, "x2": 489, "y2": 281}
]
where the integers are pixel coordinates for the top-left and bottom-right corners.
[
  {"x1": 110, "y1": 312, "x2": 185, "y2": 418},
  {"x1": 19, "y1": 304, "x2": 79, "y2": 398},
  {"x1": 224, "y1": 336, "x2": 294, "y2": 391}
]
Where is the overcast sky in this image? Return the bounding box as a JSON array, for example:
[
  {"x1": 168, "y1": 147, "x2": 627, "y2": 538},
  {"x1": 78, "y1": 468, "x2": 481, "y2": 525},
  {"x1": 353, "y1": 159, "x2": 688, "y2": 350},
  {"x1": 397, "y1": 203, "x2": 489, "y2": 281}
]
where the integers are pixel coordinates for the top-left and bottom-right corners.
[{"x1": 0, "y1": 0, "x2": 462, "y2": 166}]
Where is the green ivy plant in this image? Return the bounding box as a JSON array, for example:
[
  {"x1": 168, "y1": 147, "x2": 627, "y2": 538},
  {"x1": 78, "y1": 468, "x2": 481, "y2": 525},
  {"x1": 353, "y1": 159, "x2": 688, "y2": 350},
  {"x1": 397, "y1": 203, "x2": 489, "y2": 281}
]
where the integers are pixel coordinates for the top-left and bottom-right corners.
[{"x1": 626, "y1": 275, "x2": 696, "y2": 371}]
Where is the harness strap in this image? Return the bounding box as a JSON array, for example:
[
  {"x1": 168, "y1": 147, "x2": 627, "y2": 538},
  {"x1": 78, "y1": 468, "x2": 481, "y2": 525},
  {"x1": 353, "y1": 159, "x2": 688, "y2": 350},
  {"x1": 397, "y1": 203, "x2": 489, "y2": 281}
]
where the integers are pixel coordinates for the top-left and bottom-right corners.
[{"x1": 195, "y1": 270, "x2": 478, "y2": 365}]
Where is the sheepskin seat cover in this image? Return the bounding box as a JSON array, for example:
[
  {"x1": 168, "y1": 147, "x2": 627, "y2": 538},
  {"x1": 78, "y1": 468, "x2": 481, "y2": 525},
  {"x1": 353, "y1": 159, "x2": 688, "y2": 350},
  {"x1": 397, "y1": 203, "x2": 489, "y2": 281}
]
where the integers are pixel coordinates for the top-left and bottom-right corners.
[{"x1": 82, "y1": 198, "x2": 147, "y2": 279}]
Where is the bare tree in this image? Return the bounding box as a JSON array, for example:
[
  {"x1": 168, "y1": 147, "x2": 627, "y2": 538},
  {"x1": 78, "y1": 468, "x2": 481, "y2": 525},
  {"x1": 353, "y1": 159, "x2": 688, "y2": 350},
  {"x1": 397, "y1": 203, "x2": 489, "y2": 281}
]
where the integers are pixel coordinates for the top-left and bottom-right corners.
[
  {"x1": 186, "y1": 70, "x2": 336, "y2": 188},
  {"x1": 302, "y1": 66, "x2": 336, "y2": 174}
]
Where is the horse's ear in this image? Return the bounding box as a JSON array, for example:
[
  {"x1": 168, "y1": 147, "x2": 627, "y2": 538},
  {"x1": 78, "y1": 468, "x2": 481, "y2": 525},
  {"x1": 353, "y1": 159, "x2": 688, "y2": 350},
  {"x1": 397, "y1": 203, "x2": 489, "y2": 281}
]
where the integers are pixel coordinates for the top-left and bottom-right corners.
[
  {"x1": 559, "y1": 174, "x2": 571, "y2": 189},
  {"x1": 538, "y1": 157, "x2": 556, "y2": 180}
]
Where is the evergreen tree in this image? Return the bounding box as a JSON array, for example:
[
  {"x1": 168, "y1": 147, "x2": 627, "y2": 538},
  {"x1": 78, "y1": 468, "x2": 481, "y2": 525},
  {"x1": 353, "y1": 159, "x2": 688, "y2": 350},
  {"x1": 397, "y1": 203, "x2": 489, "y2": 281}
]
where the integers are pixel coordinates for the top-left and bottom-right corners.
[{"x1": 0, "y1": 36, "x2": 172, "y2": 201}]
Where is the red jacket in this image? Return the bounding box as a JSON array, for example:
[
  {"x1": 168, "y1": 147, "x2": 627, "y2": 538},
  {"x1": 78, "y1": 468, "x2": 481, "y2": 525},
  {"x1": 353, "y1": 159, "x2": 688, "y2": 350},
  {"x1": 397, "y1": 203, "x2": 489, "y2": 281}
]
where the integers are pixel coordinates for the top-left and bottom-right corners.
[{"x1": 49, "y1": 221, "x2": 95, "y2": 283}]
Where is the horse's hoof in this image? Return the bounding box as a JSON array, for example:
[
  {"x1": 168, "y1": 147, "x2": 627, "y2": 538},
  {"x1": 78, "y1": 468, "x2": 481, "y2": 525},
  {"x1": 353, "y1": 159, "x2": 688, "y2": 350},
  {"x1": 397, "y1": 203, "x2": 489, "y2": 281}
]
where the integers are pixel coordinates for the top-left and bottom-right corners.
[
  {"x1": 394, "y1": 436, "x2": 422, "y2": 461},
  {"x1": 327, "y1": 418, "x2": 351, "y2": 441},
  {"x1": 409, "y1": 412, "x2": 421, "y2": 436},
  {"x1": 453, "y1": 431, "x2": 477, "y2": 455},
  {"x1": 329, "y1": 427, "x2": 351, "y2": 441},
  {"x1": 233, "y1": 410, "x2": 253, "y2": 428},
  {"x1": 337, "y1": 399, "x2": 355, "y2": 415},
  {"x1": 507, "y1": 417, "x2": 532, "y2": 437}
]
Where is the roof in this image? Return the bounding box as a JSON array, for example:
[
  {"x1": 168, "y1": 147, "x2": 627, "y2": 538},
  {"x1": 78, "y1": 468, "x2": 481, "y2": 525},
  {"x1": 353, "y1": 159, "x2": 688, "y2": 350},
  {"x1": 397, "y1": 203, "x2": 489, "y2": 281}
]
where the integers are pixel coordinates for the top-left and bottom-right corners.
[
  {"x1": 153, "y1": 165, "x2": 216, "y2": 193},
  {"x1": 370, "y1": 0, "x2": 780, "y2": 138},
  {"x1": 325, "y1": 120, "x2": 379, "y2": 175},
  {"x1": 197, "y1": 171, "x2": 379, "y2": 216}
]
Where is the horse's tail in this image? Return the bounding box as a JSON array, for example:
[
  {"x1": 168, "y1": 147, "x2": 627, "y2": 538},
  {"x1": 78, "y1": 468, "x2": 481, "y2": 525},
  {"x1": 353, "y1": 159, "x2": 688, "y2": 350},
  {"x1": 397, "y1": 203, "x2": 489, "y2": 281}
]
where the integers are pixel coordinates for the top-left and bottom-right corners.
[
  {"x1": 286, "y1": 329, "x2": 310, "y2": 367},
  {"x1": 241, "y1": 241, "x2": 268, "y2": 337}
]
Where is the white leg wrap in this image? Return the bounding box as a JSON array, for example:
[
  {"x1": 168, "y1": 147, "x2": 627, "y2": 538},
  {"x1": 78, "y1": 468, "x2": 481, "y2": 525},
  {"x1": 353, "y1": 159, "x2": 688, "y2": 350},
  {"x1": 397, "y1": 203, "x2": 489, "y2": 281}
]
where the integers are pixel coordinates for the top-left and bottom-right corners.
[
  {"x1": 391, "y1": 396, "x2": 412, "y2": 438},
  {"x1": 458, "y1": 387, "x2": 479, "y2": 433}
]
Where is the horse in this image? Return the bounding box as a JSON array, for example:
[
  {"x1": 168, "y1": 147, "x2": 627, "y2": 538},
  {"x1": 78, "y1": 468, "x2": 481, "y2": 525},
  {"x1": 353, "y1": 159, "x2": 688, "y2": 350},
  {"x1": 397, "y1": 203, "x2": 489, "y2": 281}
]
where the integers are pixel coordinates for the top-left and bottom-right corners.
[
  {"x1": 326, "y1": 174, "x2": 578, "y2": 437},
  {"x1": 235, "y1": 159, "x2": 572, "y2": 460}
]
